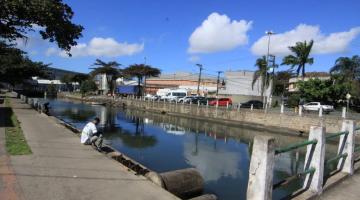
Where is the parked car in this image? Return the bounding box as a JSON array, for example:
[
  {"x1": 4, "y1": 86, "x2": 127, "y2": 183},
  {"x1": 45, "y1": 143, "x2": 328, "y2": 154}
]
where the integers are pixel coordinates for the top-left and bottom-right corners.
[
  {"x1": 161, "y1": 90, "x2": 187, "y2": 102},
  {"x1": 190, "y1": 96, "x2": 206, "y2": 104},
  {"x1": 198, "y1": 97, "x2": 217, "y2": 105},
  {"x1": 178, "y1": 96, "x2": 195, "y2": 103},
  {"x1": 240, "y1": 100, "x2": 263, "y2": 109},
  {"x1": 208, "y1": 98, "x2": 232, "y2": 106},
  {"x1": 145, "y1": 94, "x2": 160, "y2": 101},
  {"x1": 302, "y1": 102, "x2": 334, "y2": 113}
]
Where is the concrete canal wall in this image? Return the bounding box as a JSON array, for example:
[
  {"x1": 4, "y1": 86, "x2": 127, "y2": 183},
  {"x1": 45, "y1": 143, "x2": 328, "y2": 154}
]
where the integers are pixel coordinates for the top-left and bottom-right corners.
[{"x1": 64, "y1": 93, "x2": 357, "y2": 134}]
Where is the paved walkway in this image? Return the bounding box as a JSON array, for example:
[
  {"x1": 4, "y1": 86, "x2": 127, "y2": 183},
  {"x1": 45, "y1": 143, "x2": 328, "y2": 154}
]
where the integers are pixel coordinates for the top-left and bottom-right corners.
[
  {"x1": 1, "y1": 96, "x2": 178, "y2": 200},
  {"x1": 318, "y1": 172, "x2": 360, "y2": 200}
]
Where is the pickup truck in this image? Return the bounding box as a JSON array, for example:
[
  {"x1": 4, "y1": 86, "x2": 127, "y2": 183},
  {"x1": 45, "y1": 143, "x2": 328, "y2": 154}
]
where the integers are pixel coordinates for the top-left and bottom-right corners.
[{"x1": 302, "y1": 102, "x2": 334, "y2": 113}]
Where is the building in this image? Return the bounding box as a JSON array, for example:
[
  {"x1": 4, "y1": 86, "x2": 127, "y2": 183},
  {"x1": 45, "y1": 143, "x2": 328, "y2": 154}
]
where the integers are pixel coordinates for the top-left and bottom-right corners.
[
  {"x1": 288, "y1": 72, "x2": 330, "y2": 92},
  {"x1": 218, "y1": 70, "x2": 267, "y2": 103},
  {"x1": 145, "y1": 72, "x2": 218, "y2": 96}
]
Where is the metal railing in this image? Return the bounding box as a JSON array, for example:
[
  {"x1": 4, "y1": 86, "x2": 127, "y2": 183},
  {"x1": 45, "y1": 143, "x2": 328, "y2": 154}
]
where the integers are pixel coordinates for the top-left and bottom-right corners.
[
  {"x1": 275, "y1": 139, "x2": 318, "y2": 155},
  {"x1": 272, "y1": 138, "x2": 318, "y2": 191}
]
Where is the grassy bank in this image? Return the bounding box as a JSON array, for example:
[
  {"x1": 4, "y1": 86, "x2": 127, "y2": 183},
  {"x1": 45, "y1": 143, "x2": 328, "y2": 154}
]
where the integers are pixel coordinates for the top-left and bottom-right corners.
[{"x1": 4, "y1": 98, "x2": 32, "y2": 155}]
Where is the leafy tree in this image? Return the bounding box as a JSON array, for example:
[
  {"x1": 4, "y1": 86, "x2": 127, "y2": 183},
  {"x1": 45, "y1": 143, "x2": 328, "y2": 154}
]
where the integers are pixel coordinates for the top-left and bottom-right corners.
[
  {"x1": 60, "y1": 74, "x2": 73, "y2": 91},
  {"x1": 330, "y1": 55, "x2": 360, "y2": 81},
  {"x1": 90, "y1": 59, "x2": 121, "y2": 95},
  {"x1": 80, "y1": 80, "x2": 97, "y2": 96},
  {"x1": 0, "y1": 42, "x2": 49, "y2": 85},
  {"x1": 71, "y1": 73, "x2": 89, "y2": 84},
  {"x1": 0, "y1": 0, "x2": 83, "y2": 53},
  {"x1": 252, "y1": 56, "x2": 270, "y2": 98},
  {"x1": 282, "y1": 40, "x2": 314, "y2": 78},
  {"x1": 297, "y1": 77, "x2": 350, "y2": 104},
  {"x1": 123, "y1": 64, "x2": 161, "y2": 96},
  {"x1": 273, "y1": 70, "x2": 293, "y2": 96}
]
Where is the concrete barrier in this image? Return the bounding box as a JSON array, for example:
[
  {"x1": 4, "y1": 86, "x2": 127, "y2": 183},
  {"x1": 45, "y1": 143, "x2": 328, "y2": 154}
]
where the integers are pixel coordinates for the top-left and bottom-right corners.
[
  {"x1": 188, "y1": 194, "x2": 217, "y2": 200},
  {"x1": 146, "y1": 168, "x2": 204, "y2": 199}
]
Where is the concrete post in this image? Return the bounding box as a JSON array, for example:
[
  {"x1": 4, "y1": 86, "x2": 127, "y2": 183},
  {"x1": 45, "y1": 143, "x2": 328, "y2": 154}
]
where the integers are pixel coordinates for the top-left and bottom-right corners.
[
  {"x1": 226, "y1": 102, "x2": 229, "y2": 109},
  {"x1": 299, "y1": 105, "x2": 303, "y2": 116},
  {"x1": 206, "y1": 100, "x2": 209, "y2": 108},
  {"x1": 319, "y1": 106, "x2": 323, "y2": 117},
  {"x1": 216, "y1": 100, "x2": 219, "y2": 109},
  {"x1": 247, "y1": 136, "x2": 275, "y2": 200},
  {"x1": 342, "y1": 107, "x2": 346, "y2": 118},
  {"x1": 250, "y1": 104, "x2": 253, "y2": 111},
  {"x1": 198, "y1": 101, "x2": 200, "y2": 107},
  {"x1": 237, "y1": 103, "x2": 241, "y2": 112},
  {"x1": 337, "y1": 120, "x2": 356, "y2": 174},
  {"x1": 303, "y1": 126, "x2": 325, "y2": 194},
  {"x1": 280, "y1": 104, "x2": 284, "y2": 114}
]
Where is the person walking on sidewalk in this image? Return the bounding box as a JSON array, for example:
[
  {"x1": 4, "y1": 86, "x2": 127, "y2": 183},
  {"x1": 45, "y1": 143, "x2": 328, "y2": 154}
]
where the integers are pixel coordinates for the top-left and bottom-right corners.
[{"x1": 81, "y1": 117, "x2": 103, "y2": 151}]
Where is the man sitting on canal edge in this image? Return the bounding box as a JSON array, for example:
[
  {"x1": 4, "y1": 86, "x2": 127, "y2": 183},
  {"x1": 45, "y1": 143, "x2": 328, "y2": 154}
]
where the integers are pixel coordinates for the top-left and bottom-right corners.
[{"x1": 81, "y1": 117, "x2": 103, "y2": 151}]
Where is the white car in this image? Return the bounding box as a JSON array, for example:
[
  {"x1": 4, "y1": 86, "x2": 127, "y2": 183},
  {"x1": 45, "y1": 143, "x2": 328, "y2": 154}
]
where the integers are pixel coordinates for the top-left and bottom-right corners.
[
  {"x1": 302, "y1": 102, "x2": 334, "y2": 113},
  {"x1": 178, "y1": 96, "x2": 195, "y2": 103}
]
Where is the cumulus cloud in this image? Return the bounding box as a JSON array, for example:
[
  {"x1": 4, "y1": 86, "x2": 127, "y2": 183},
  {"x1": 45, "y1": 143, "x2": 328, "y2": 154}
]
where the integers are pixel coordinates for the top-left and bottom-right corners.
[
  {"x1": 48, "y1": 37, "x2": 144, "y2": 58},
  {"x1": 188, "y1": 12, "x2": 252, "y2": 54},
  {"x1": 251, "y1": 24, "x2": 360, "y2": 56}
]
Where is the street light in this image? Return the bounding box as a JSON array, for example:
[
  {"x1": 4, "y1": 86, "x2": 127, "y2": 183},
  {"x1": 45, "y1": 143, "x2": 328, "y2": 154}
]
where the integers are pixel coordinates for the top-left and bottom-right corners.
[
  {"x1": 264, "y1": 30, "x2": 275, "y2": 109},
  {"x1": 196, "y1": 64, "x2": 203, "y2": 96}
]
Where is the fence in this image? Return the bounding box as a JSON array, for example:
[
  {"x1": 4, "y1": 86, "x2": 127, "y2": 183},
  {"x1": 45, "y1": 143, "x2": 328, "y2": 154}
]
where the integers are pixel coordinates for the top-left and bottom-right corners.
[{"x1": 247, "y1": 120, "x2": 358, "y2": 200}]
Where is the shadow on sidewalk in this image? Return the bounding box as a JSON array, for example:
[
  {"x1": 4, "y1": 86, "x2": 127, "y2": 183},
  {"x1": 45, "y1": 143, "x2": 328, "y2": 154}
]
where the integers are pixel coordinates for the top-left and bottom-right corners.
[{"x1": 0, "y1": 107, "x2": 15, "y2": 128}]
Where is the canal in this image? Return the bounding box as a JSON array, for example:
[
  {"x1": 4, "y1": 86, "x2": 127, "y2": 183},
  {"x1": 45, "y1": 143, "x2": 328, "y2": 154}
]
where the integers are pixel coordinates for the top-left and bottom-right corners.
[{"x1": 47, "y1": 98, "x2": 337, "y2": 200}]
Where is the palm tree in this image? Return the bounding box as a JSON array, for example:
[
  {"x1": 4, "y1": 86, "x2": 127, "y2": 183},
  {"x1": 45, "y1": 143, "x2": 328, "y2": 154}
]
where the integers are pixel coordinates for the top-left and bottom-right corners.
[
  {"x1": 330, "y1": 55, "x2": 360, "y2": 81},
  {"x1": 282, "y1": 40, "x2": 314, "y2": 79},
  {"x1": 123, "y1": 64, "x2": 161, "y2": 96},
  {"x1": 252, "y1": 56, "x2": 270, "y2": 98},
  {"x1": 90, "y1": 59, "x2": 121, "y2": 95}
]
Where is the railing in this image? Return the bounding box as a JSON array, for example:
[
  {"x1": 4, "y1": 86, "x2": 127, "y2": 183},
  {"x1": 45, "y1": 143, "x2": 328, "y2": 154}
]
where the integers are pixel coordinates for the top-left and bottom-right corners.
[
  {"x1": 273, "y1": 139, "x2": 317, "y2": 190},
  {"x1": 247, "y1": 121, "x2": 358, "y2": 200}
]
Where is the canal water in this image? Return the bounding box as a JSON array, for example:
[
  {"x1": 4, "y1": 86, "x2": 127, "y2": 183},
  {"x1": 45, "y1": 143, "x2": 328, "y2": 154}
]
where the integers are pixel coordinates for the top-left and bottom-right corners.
[{"x1": 47, "y1": 99, "x2": 336, "y2": 200}]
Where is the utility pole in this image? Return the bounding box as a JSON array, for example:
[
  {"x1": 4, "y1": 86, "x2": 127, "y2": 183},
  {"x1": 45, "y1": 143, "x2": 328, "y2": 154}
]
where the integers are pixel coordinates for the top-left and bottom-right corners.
[
  {"x1": 196, "y1": 64, "x2": 203, "y2": 96},
  {"x1": 216, "y1": 71, "x2": 223, "y2": 97},
  {"x1": 264, "y1": 31, "x2": 275, "y2": 109}
]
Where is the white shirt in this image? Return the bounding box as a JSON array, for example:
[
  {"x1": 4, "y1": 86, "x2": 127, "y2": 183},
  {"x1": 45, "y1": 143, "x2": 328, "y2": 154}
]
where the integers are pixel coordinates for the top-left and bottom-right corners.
[{"x1": 81, "y1": 122, "x2": 98, "y2": 143}]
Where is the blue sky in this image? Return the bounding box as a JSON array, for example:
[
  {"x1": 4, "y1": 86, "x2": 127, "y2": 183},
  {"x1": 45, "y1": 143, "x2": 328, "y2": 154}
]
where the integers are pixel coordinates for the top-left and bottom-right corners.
[{"x1": 19, "y1": 0, "x2": 360, "y2": 77}]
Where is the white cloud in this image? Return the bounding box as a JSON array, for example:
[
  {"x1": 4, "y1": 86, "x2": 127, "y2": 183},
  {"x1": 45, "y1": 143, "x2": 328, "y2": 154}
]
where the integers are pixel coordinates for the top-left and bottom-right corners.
[
  {"x1": 251, "y1": 24, "x2": 360, "y2": 56},
  {"x1": 49, "y1": 37, "x2": 144, "y2": 58},
  {"x1": 45, "y1": 47, "x2": 58, "y2": 56},
  {"x1": 188, "y1": 12, "x2": 252, "y2": 54}
]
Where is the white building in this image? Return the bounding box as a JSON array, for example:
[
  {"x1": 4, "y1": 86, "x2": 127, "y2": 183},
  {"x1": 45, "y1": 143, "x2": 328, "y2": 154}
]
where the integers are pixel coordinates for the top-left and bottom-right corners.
[{"x1": 219, "y1": 70, "x2": 270, "y2": 102}]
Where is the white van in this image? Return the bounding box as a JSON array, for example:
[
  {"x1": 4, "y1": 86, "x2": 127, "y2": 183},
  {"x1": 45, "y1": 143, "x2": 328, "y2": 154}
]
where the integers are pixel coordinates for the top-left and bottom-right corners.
[{"x1": 161, "y1": 89, "x2": 187, "y2": 102}]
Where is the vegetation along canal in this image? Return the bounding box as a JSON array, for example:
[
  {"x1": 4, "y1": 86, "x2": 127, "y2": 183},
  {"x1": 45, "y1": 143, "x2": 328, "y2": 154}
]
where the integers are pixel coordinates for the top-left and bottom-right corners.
[{"x1": 47, "y1": 99, "x2": 338, "y2": 200}]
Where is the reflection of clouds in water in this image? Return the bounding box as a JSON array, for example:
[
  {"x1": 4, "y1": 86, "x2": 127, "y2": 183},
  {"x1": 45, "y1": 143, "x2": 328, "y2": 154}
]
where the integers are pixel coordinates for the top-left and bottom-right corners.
[
  {"x1": 183, "y1": 138, "x2": 241, "y2": 182},
  {"x1": 275, "y1": 151, "x2": 303, "y2": 174}
]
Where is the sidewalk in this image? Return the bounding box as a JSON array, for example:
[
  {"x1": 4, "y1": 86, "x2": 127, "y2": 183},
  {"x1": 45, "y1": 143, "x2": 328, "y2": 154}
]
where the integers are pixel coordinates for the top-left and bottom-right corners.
[
  {"x1": 318, "y1": 172, "x2": 360, "y2": 200},
  {"x1": 3, "y1": 96, "x2": 178, "y2": 200}
]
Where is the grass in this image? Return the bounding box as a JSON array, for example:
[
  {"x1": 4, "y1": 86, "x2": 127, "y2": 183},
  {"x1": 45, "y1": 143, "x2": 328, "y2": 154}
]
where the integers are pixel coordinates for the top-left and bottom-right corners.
[{"x1": 4, "y1": 98, "x2": 32, "y2": 155}]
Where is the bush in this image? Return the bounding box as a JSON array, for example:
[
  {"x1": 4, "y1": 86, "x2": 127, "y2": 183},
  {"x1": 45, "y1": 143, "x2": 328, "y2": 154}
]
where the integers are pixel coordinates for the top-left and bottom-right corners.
[
  {"x1": 80, "y1": 80, "x2": 97, "y2": 96},
  {"x1": 287, "y1": 93, "x2": 301, "y2": 108}
]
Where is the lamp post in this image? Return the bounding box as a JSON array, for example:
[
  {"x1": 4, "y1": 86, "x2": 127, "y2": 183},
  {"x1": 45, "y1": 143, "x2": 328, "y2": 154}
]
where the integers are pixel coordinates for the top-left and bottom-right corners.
[
  {"x1": 196, "y1": 64, "x2": 203, "y2": 96},
  {"x1": 264, "y1": 31, "x2": 275, "y2": 109}
]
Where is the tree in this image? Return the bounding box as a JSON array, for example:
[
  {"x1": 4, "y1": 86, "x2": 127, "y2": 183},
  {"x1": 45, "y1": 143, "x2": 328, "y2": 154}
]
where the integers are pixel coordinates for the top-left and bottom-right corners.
[
  {"x1": 60, "y1": 74, "x2": 73, "y2": 91},
  {"x1": 252, "y1": 56, "x2": 270, "y2": 98},
  {"x1": 0, "y1": 0, "x2": 83, "y2": 53},
  {"x1": 0, "y1": 42, "x2": 49, "y2": 85},
  {"x1": 90, "y1": 59, "x2": 121, "y2": 95},
  {"x1": 297, "y1": 77, "x2": 350, "y2": 104},
  {"x1": 273, "y1": 70, "x2": 293, "y2": 96},
  {"x1": 123, "y1": 64, "x2": 161, "y2": 96},
  {"x1": 80, "y1": 80, "x2": 97, "y2": 97},
  {"x1": 71, "y1": 74, "x2": 89, "y2": 84},
  {"x1": 282, "y1": 40, "x2": 314, "y2": 78},
  {"x1": 330, "y1": 55, "x2": 360, "y2": 81}
]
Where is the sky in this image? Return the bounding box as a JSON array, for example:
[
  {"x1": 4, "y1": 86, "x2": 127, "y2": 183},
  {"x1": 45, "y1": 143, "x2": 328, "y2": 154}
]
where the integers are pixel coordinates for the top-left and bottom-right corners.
[{"x1": 17, "y1": 0, "x2": 360, "y2": 77}]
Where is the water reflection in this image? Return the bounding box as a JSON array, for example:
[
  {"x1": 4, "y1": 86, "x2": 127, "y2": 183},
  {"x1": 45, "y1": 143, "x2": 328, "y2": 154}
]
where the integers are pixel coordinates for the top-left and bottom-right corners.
[
  {"x1": 184, "y1": 134, "x2": 242, "y2": 182},
  {"x1": 47, "y1": 99, "x2": 338, "y2": 200}
]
